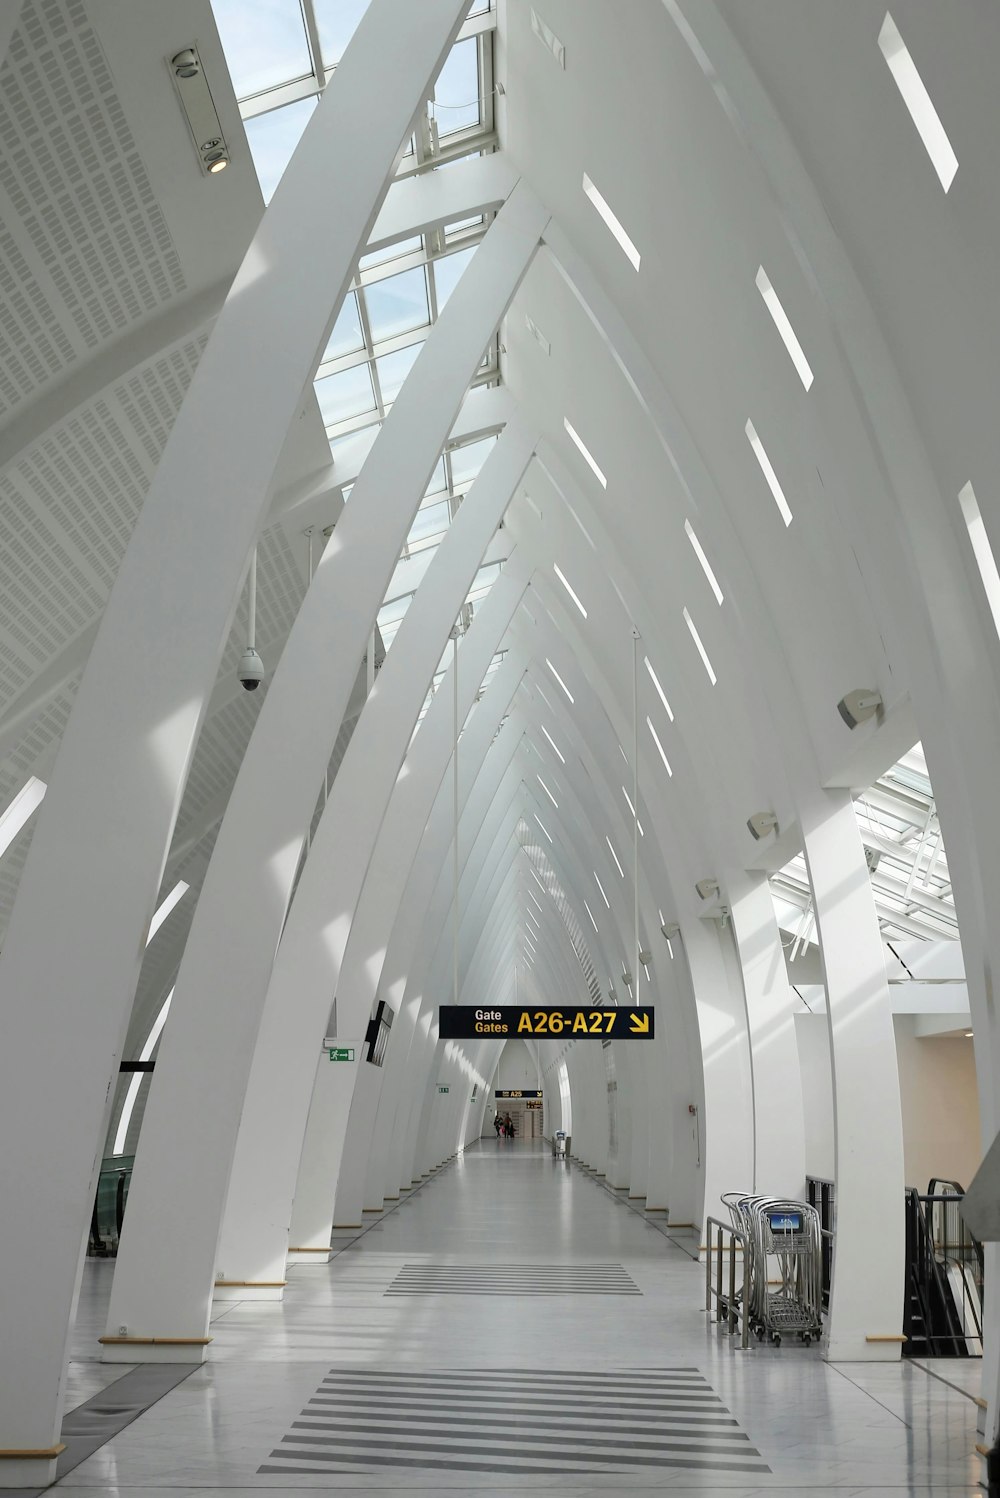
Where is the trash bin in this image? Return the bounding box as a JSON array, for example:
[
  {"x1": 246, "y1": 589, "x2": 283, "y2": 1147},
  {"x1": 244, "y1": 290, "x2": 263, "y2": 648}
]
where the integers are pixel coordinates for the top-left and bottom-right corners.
[{"x1": 552, "y1": 1131, "x2": 569, "y2": 1158}]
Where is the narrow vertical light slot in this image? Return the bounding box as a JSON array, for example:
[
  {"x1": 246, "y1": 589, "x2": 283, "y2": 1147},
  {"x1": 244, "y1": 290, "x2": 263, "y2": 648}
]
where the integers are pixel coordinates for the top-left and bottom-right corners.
[
  {"x1": 684, "y1": 520, "x2": 724, "y2": 604},
  {"x1": 113, "y1": 986, "x2": 175, "y2": 1155},
  {"x1": 606, "y1": 835, "x2": 625, "y2": 878},
  {"x1": 540, "y1": 724, "x2": 565, "y2": 763},
  {"x1": 0, "y1": 775, "x2": 47, "y2": 859},
  {"x1": 583, "y1": 899, "x2": 599, "y2": 934},
  {"x1": 145, "y1": 880, "x2": 190, "y2": 945},
  {"x1": 594, "y1": 870, "x2": 610, "y2": 909},
  {"x1": 528, "y1": 890, "x2": 544, "y2": 914},
  {"x1": 683, "y1": 607, "x2": 717, "y2": 685},
  {"x1": 526, "y1": 913, "x2": 540, "y2": 936},
  {"x1": 641, "y1": 957, "x2": 651, "y2": 982},
  {"x1": 546, "y1": 658, "x2": 575, "y2": 703},
  {"x1": 553, "y1": 563, "x2": 588, "y2": 619},
  {"x1": 621, "y1": 785, "x2": 644, "y2": 836},
  {"x1": 745, "y1": 420, "x2": 793, "y2": 527},
  {"x1": 643, "y1": 657, "x2": 674, "y2": 721},
  {"x1": 524, "y1": 933, "x2": 537, "y2": 954},
  {"x1": 563, "y1": 418, "x2": 607, "y2": 489},
  {"x1": 582, "y1": 172, "x2": 641, "y2": 271},
  {"x1": 755, "y1": 268, "x2": 814, "y2": 390},
  {"x1": 878, "y1": 13, "x2": 958, "y2": 192},
  {"x1": 533, "y1": 812, "x2": 553, "y2": 843},
  {"x1": 536, "y1": 774, "x2": 558, "y2": 808},
  {"x1": 530, "y1": 868, "x2": 546, "y2": 894},
  {"x1": 646, "y1": 715, "x2": 673, "y2": 777},
  {"x1": 618, "y1": 743, "x2": 628, "y2": 763},
  {"x1": 659, "y1": 908, "x2": 675, "y2": 960},
  {"x1": 959, "y1": 482, "x2": 1000, "y2": 638}
]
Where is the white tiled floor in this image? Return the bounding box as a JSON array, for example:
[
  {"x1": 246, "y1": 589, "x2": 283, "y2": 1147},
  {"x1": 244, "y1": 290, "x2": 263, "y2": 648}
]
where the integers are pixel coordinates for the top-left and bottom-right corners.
[{"x1": 55, "y1": 1141, "x2": 983, "y2": 1495}]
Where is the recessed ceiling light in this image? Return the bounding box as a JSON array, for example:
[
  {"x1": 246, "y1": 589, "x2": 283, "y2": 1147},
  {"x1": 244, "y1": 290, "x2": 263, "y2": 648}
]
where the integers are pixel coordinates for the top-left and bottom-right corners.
[
  {"x1": 878, "y1": 12, "x2": 958, "y2": 192},
  {"x1": 622, "y1": 785, "x2": 644, "y2": 836},
  {"x1": 582, "y1": 172, "x2": 641, "y2": 271},
  {"x1": 755, "y1": 267, "x2": 814, "y2": 390},
  {"x1": 606, "y1": 836, "x2": 625, "y2": 878},
  {"x1": 683, "y1": 607, "x2": 717, "y2": 685},
  {"x1": 644, "y1": 657, "x2": 674, "y2": 722},
  {"x1": 646, "y1": 715, "x2": 673, "y2": 777},
  {"x1": 207, "y1": 156, "x2": 229, "y2": 173},
  {"x1": 594, "y1": 870, "x2": 610, "y2": 909},
  {"x1": 583, "y1": 899, "x2": 599, "y2": 934},
  {"x1": 746, "y1": 419, "x2": 793, "y2": 527},
  {"x1": 684, "y1": 520, "x2": 724, "y2": 604}
]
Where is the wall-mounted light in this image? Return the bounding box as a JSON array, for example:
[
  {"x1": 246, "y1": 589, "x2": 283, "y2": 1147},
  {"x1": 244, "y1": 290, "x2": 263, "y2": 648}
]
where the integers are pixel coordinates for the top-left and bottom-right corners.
[
  {"x1": 695, "y1": 879, "x2": 719, "y2": 901},
  {"x1": 837, "y1": 689, "x2": 882, "y2": 729},
  {"x1": 746, "y1": 811, "x2": 779, "y2": 841},
  {"x1": 169, "y1": 45, "x2": 231, "y2": 176}
]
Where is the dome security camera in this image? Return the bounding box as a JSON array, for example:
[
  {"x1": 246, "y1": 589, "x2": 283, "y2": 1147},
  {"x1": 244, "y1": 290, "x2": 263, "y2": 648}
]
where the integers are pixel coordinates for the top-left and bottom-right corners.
[{"x1": 238, "y1": 647, "x2": 264, "y2": 691}]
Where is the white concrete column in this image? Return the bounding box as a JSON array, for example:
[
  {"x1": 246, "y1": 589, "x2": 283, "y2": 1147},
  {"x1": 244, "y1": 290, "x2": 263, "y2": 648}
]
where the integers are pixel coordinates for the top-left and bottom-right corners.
[
  {"x1": 726, "y1": 868, "x2": 806, "y2": 1197},
  {"x1": 285, "y1": 1038, "x2": 365, "y2": 1263},
  {"x1": 215, "y1": 425, "x2": 538, "y2": 1291},
  {"x1": 105, "y1": 181, "x2": 545, "y2": 1356},
  {"x1": 801, "y1": 788, "x2": 905, "y2": 1360},
  {"x1": 0, "y1": 1, "x2": 469, "y2": 1469}
]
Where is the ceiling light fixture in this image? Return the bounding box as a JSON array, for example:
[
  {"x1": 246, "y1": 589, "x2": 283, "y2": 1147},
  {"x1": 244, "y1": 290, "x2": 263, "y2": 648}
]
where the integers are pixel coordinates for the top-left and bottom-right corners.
[
  {"x1": 878, "y1": 12, "x2": 958, "y2": 192},
  {"x1": 837, "y1": 689, "x2": 883, "y2": 729},
  {"x1": 746, "y1": 811, "x2": 779, "y2": 841},
  {"x1": 169, "y1": 45, "x2": 231, "y2": 177},
  {"x1": 695, "y1": 879, "x2": 719, "y2": 902}
]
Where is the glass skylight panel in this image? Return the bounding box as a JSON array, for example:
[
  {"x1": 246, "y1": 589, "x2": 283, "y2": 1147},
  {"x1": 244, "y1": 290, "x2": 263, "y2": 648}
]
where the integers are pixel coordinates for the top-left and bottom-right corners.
[
  {"x1": 583, "y1": 899, "x2": 599, "y2": 934},
  {"x1": 683, "y1": 607, "x2": 717, "y2": 684},
  {"x1": 582, "y1": 172, "x2": 641, "y2": 271},
  {"x1": 211, "y1": 0, "x2": 312, "y2": 99},
  {"x1": 359, "y1": 236, "x2": 423, "y2": 273},
  {"x1": 316, "y1": 361, "x2": 376, "y2": 426},
  {"x1": 376, "y1": 341, "x2": 424, "y2": 406},
  {"x1": 432, "y1": 36, "x2": 482, "y2": 135},
  {"x1": 407, "y1": 498, "x2": 451, "y2": 552},
  {"x1": 878, "y1": 13, "x2": 959, "y2": 192},
  {"x1": 755, "y1": 267, "x2": 814, "y2": 390},
  {"x1": 563, "y1": 418, "x2": 607, "y2": 488},
  {"x1": 546, "y1": 659, "x2": 574, "y2": 704},
  {"x1": 606, "y1": 836, "x2": 625, "y2": 878},
  {"x1": 647, "y1": 715, "x2": 673, "y2": 777},
  {"x1": 959, "y1": 482, "x2": 1000, "y2": 639},
  {"x1": 313, "y1": 0, "x2": 369, "y2": 67},
  {"x1": 746, "y1": 419, "x2": 793, "y2": 527},
  {"x1": 540, "y1": 725, "x2": 565, "y2": 763},
  {"x1": 643, "y1": 657, "x2": 674, "y2": 721},
  {"x1": 364, "y1": 267, "x2": 430, "y2": 343},
  {"x1": 466, "y1": 561, "x2": 501, "y2": 606},
  {"x1": 433, "y1": 246, "x2": 476, "y2": 311},
  {"x1": 553, "y1": 563, "x2": 587, "y2": 619},
  {"x1": 684, "y1": 520, "x2": 724, "y2": 604},
  {"x1": 0, "y1": 775, "x2": 46, "y2": 860},
  {"x1": 450, "y1": 435, "x2": 497, "y2": 487},
  {"x1": 244, "y1": 96, "x2": 316, "y2": 203},
  {"x1": 594, "y1": 870, "x2": 610, "y2": 909},
  {"x1": 321, "y1": 293, "x2": 365, "y2": 362}
]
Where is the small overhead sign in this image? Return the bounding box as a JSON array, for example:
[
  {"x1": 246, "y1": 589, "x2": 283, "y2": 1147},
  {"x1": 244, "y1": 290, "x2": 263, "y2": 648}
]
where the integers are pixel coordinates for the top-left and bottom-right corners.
[
  {"x1": 440, "y1": 1006, "x2": 654, "y2": 1039},
  {"x1": 495, "y1": 1090, "x2": 542, "y2": 1099},
  {"x1": 328, "y1": 1047, "x2": 355, "y2": 1062}
]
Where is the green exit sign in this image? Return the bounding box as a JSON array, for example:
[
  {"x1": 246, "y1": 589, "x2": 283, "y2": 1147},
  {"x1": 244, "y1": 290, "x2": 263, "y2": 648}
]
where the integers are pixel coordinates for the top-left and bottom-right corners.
[
  {"x1": 437, "y1": 1085, "x2": 449, "y2": 1094},
  {"x1": 328, "y1": 1047, "x2": 355, "y2": 1062}
]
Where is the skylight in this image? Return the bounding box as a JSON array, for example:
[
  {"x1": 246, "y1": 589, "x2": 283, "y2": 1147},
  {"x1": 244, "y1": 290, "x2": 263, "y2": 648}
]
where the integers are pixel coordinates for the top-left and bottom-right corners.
[
  {"x1": 546, "y1": 658, "x2": 575, "y2": 704},
  {"x1": 583, "y1": 899, "x2": 599, "y2": 934},
  {"x1": 755, "y1": 267, "x2": 814, "y2": 390},
  {"x1": 533, "y1": 812, "x2": 553, "y2": 843},
  {"x1": 684, "y1": 520, "x2": 724, "y2": 604},
  {"x1": 582, "y1": 172, "x2": 641, "y2": 271},
  {"x1": 746, "y1": 420, "x2": 793, "y2": 527},
  {"x1": 878, "y1": 13, "x2": 958, "y2": 192},
  {"x1": 537, "y1": 774, "x2": 559, "y2": 808},
  {"x1": 553, "y1": 562, "x2": 588, "y2": 619},
  {"x1": 644, "y1": 657, "x2": 674, "y2": 721},
  {"x1": 683, "y1": 607, "x2": 717, "y2": 684},
  {"x1": 594, "y1": 870, "x2": 611, "y2": 909},
  {"x1": 564, "y1": 418, "x2": 608, "y2": 489},
  {"x1": 646, "y1": 715, "x2": 673, "y2": 777},
  {"x1": 622, "y1": 785, "x2": 644, "y2": 835},
  {"x1": 959, "y1": 482, "x2": 1000, "y2": 639},
  {"x1": 146, "y1": 881, "x2": 190, "y2": 945},
  {"x1": 606, "y1": 836, "x2": 625, "y2": 878},
  {"x1": 112, "y1": 986, "x2": 175, "y2": 1156},
  {"x1": 541, "y1": 724, "x2": 566, "y2": 763},
  {"x1": 0, "y1": 775, "x2": 46, "y2": 860}
]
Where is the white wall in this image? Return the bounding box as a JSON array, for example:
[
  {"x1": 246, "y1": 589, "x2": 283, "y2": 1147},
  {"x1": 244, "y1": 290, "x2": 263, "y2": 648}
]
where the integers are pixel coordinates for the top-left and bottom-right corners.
[
  {"x1": 794, "y1": 1013, "x2": 835, "y2": 1183},
  {"x1": 496, "y1": 1037, "x2": 537, "y2": 1092},
  {"x1": 893, "y1": 1018, "x2": 981, "y2": 1192}
]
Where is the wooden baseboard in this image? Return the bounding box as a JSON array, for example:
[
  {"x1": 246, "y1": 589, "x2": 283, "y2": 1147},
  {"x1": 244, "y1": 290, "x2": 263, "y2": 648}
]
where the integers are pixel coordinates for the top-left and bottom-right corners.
[{"x1": 0, "y1": 1444, "x2": 66, "y2": 1459}]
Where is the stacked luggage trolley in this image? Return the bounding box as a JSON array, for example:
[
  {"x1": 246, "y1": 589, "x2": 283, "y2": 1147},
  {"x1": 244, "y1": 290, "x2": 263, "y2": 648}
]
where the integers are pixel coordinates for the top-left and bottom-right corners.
[{"x1": 707, "y1": 1193, "x2": 823, "y2": 1348}]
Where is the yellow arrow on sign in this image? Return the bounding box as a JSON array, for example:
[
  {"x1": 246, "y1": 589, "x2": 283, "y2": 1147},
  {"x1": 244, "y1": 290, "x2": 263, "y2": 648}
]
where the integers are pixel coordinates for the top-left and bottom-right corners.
[{"x1": 630, "y1": 1013, "x2": 650, "y2": 1034}]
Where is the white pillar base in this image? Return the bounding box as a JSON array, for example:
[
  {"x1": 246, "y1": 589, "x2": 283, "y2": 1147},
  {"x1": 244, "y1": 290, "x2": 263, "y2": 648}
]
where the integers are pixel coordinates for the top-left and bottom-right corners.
[
  {"x1": 287, "y1": 1248, "x2": 332, "y2": 1265},
  {"x1": 0, "y1": 1452, "x2": 60, "y2": 1487},
  {"x1": 100, "y1": 1339, "x2": 210, "y2": 1364},
  {"x1": 825, "y1": 1334, "x2": 904, "y2": 1363},
  {"x1": 212, "y1": 1282, "x2": 285, "y2": 1302}
]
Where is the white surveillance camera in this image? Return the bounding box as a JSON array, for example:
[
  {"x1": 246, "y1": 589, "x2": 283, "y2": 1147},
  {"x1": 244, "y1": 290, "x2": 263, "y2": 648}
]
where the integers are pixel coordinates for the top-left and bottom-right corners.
[
  {"x1": 747, "y1": 811, "x2": 778, "y2": 841},
  {"x1": 695, "y1": 879, "x2": 719, "y2": 901},
  {"x1": 238, "y1": 647, "x2": 265, "y2": 691},
  {"x1": 837, "y1": 689, "x2": 882, "y2": 729}
]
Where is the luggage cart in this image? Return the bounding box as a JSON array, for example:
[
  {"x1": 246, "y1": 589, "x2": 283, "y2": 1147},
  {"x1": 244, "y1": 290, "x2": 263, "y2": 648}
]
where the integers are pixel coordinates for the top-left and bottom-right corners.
[{"x1": 747, "y1": 1198, "x2": 823, "y2": 1346}]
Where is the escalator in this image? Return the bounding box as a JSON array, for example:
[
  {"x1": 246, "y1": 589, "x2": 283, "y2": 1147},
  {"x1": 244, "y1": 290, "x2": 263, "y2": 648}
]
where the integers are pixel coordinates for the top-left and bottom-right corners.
[{"x1": 903, "y1": 1179, "x2": 983, "y2": 1358}]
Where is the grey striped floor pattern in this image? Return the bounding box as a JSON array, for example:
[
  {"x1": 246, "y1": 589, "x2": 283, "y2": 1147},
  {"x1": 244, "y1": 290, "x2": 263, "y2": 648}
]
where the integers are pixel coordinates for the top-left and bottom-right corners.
[
  {"x1": 384, "y1": 1262, "x2": 641, "y2": 1294},
  {"x1": 258, "y1": 1367, "x2": 771, "y2": 1477}
]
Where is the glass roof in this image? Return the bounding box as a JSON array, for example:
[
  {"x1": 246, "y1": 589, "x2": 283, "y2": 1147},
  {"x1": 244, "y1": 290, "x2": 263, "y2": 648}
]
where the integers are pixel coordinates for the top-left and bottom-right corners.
[{"x1": 770, "y1": 742, "x2": 956, "y2": 947}]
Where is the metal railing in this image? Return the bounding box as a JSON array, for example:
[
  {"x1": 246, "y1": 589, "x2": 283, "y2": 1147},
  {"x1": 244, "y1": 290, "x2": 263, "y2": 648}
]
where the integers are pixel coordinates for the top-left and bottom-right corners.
[
  {"x1": 806, "y1": 1176, "x2": 835, "y2": 1312},
  {"x1": 705, "y1": 1216, "x2": 750, "y2": 1350}
]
